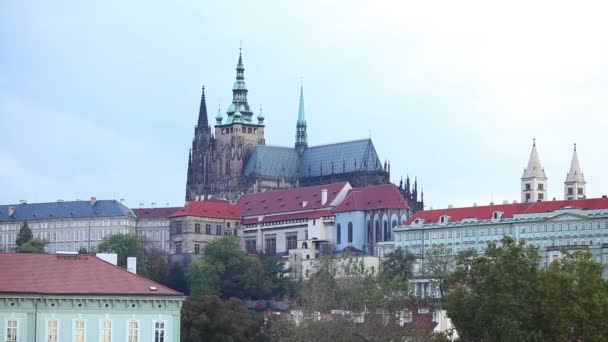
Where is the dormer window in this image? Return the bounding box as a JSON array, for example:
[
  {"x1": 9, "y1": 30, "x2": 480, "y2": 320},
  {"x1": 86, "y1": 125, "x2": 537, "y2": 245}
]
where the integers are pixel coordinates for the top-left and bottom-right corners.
[
  {"x1": 492, "y1": 211, "x2": 503, "y2": 220},
  {"x1": 439, "y1": 215, "x2": 450, "y2": 224},
  {"x1": 413, "y1": 218, "x2": 425, "y2": 225}
]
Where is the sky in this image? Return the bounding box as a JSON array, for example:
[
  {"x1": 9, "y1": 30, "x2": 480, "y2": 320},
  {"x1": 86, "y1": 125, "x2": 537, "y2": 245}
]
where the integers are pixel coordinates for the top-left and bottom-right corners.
[{"x1": 1, "y1": 0, "x2": 607, "y2": 210}]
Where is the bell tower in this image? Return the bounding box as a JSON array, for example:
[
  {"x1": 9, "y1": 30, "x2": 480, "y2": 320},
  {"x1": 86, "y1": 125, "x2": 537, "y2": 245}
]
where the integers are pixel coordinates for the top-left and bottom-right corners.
[{"x1": 521, "y1": 139, "x2": 548, "y2": 203}]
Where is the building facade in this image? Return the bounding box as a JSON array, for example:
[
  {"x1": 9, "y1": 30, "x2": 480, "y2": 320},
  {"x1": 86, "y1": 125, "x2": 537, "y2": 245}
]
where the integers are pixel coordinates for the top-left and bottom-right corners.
[
  {"x1": 0, "y1": 253, "x2": 184, "y2": 342},
  {"x1": 185, "y1": 50, "x2": 397, "y2": 202},
  {"x1": 391, "y1": 198, "x2": 608, "y2": 282},
  {"x1": 168, "y1": 199, "x2": 242, "y2": 267},
  {"x1": 239, "y1": 182, "x2": 351, "y2": 258},
  {"x1": 0, "y1": 198, "x2": 137, "y2": 253},
  {"x1": 332, "y1": 183, "x2": 410, "y2": 255},
  {"x1": 132, "y1": 207, "x2": 180, "y2": 254}
]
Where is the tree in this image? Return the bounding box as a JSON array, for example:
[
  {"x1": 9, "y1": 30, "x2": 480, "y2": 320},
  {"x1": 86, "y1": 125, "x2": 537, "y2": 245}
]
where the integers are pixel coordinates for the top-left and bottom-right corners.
[
  {"x1": 180, "y1": 296, "x2": 265, "y2": 342},
  {"x1": 536, "y1": 250, "x2": 608, "y2": 341},
  {"x1": 97, "y1": 234, "x2": 148, "y2": 276},
  {"x1": 16, "y1": 238, "x2": 48, "y2": 253},
  {"x1": 15, "y1": 222, "x2": 33, "y2": 247},
  {"x1": 423, "y1": 246, "x2": 456, "y2": 300},
  {"x1": 167, "y1": 262, "x2": 189, "y2": 294},
  {"x1": 146, "y1": 247, "x2": 170, "y2": 285},
  {"x1": 445, "y1": 236, "x2": 542, "y2": 341}
]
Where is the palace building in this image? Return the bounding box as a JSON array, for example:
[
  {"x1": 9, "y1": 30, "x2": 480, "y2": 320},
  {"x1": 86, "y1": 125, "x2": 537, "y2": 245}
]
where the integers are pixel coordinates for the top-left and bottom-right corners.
[{"x1": 185, "y1": 50, "x2": 420, "y2": 204}]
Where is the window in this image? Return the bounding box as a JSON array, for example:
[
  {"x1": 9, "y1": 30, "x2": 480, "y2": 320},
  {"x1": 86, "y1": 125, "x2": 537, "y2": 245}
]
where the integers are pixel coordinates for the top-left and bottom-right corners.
[
  {"x1": 348, "y1": 222, "x2": 353, "y2": 243},
  {"x1": 525, "y1": 193, "x2": 531, "y2": 201},
  {"x1": 286, "y1": 235, "x2": 297, "y2": 250},
  {"x1": 194, "y1": 243, "x2": 200, "y2": 255},
  {"x1": 128, "y1": 321, "x2": 138, "y2": 342},
  {"x1": 174, "y1": 242, "x2": 182, "y2": 254},
  {"x1": 336, "y1": 224, "x2": 341, "y2": 244},
  {"x1": 375, "y1": 220, "x2": 381, "y2": 242},
  {"x1": 6, "y1": 320, "x2": 17, "y2": 342},
  {"x1": 195, "y1": 223, "x2": 201, "y2": 234},
  {"x1": 538, "y1": 183, "x2": 544, "y2": 190},
  {"x1": 216, "y1": 225, "x2": 222, "y2": 235},
  {"x1": 578, "y1": 188, "x2": 584, "y2": 195},
  {"x1": 47, "y1": 319, "x2": 58, "y2": 342},
  {"x1": 525, "y1": 183, "x2": 531, "y2": 190},
  {"x1": 384, "y1": 221, "x2": 390, "y2": 241},
  {"x1": 205, "y1": 224, "x2": 211, "y2": 235},
  {"x1": 568, "y1": 187, "x2": 574, "y2": 195},
  {"x1": 154, "y1": 321, "x2": 165, "y2": 342},
  {"x1": 265, "y1": 237, "x2": 276, "y2": 255},
  {"x1": 74, "y1": 320, "x2": 85, "y2": 342},
  {"x1": 538, "y1": 193, "x2": 544, "y2": 200},
  {"x1": 246, "y1": 239, "x2": 256, "y2": 252},
  {"x1": 174, "y1": 222, "x2": 182, "y2": 234},
  {"x1": 101, "y1": 320, "x2": 111, "y2": 342}
]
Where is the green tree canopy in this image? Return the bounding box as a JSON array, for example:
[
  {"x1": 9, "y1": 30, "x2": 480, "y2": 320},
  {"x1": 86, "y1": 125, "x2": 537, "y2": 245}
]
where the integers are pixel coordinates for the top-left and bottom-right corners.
[
  {"x1": 97, "y1": 234, "x2": 148, "y2": 276},
  {"x1": 16, "y1": 238, "x2": 48, "y2": 253},
  {"x1": 536, "y1": 250, "x2": 608, "y2": 341},
  {"x1": 186, "y1": 237, "x2": 288, "y2": 300},
  {"x1": 180, "y1": 296, "x2": 265, "y2": 342},
  {"x1": 15, "y1": 222, "x2": 33, "y2": 247},
  {"x1": 445, "y1": 236, "x2": 542, "y2": 341}
]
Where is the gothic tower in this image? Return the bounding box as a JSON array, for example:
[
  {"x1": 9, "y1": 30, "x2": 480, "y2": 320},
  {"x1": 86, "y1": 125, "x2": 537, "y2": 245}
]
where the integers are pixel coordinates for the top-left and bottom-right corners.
[
  {"x1": 185, "y1": 86, "x2": 215, "y2": 201},
  {"x1": 564, "y1": 143, "x2": 586, "y2": 200},
  {"x1": 295, "y1": 84, "x2": 308, "y2": 155},
  {"x1": 213, "y1": 49, "x2": 266, "y2": 199},
  {"x1": 521, "y1": 139, "x2": 548, "y2": 203}
]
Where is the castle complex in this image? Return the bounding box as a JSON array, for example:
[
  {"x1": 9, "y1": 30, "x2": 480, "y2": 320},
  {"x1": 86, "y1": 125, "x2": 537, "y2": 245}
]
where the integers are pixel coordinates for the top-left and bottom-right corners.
[{"x1": 185, "y1": 50, "x2": 424, "y2": 211}]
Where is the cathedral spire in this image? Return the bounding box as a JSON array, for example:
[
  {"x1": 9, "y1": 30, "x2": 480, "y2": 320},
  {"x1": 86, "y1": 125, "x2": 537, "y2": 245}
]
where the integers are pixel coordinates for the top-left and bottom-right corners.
[
  {"x1": 295, "y1": 83, "x2": 308, "y2": 154},
  {"x1": 564, "y1": 143, "x2": 586, "y2": 199},
  {"x1": 521, "y1": 139, "x2": 548, "y2": 202},
  {"x1": 225, "y1": 48, "x2": 253, "y2": 124},
  {"x1": 198, "y1": 86, "x2": 208, "y2": 128}
]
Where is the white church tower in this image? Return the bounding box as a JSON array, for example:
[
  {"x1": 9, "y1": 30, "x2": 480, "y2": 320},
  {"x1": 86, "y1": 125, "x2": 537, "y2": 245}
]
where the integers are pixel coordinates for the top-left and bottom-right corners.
[
  {"x1": 521, "y1": 139, "x2": 548, "y2": 203},
  {"x1": 564, "y1": 143, "x2": 586, "y2": 200}
]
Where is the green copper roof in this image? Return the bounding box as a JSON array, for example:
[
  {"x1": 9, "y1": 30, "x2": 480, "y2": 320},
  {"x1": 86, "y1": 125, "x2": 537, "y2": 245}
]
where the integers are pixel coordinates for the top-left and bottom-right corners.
[{"x1": 298, "y1": 84, "x2": 306, "y2": 123}]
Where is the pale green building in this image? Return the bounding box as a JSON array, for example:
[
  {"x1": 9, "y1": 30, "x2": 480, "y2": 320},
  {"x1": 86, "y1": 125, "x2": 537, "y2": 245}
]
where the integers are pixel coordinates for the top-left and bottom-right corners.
[{"x1": 0, "y1": 253, "x2": 184, "y2": 342}]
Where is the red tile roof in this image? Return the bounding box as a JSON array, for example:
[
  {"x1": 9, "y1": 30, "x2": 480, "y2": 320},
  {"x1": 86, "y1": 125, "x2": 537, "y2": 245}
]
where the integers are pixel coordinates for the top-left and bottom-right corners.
[
  {"x1": 333, "y1": 184, "x2": 410, "y2": 213},
  {"x1": 238, "y1": 182, "x2": 350, "y2": 217},
  {"x1": 132, "y1": 207, "x2": 180, "y2": 219},
  {"x1": 169, "y1": 200, "x2": 241, "y2": 219},
  {"x1": 406, "y1": 197, "x2": 608, "y2": 225},
  {"x1": 0, "y1": 253, "x2": 182, "y2": 296}
]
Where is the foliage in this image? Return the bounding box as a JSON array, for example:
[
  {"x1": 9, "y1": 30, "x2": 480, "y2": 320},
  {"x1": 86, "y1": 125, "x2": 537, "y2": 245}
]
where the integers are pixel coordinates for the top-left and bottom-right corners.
[
  {"x1": 445, "y1": 236, "x2": 542, "y2": 341},
  {"x1": 15, "y1": 222, "x2": 33, "y2": 247},
  {"x1": 423, "y1": 246, "x2": 456, "y2": 301},
  {"x1": 16, "y1": 238, "x2": 48, "y2": 253},
  {"x1": 180, "y1": 296, "x2": 265, "y2": 342},
  {"x1": 185, "y1": 237, "x2": 288, "y2": 300},
  {"x1": 167, "y1": 262, "x2": 189, "y2": 294},
  {"x1": 536, "y1": 250, "x2": 608, "y2": 341},
  {"x1": 146, "y1": 247, "x2": 170, "y2": 285},
  {"x1": 97, "y1": 233, "x2": 149, "y2": 276}
]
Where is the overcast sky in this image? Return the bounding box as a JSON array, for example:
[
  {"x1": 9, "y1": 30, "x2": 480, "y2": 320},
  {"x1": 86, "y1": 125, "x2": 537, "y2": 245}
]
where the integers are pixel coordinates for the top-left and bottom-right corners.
[{"x1": 1, "y1": 0, "x2": 607, "y2": 209}]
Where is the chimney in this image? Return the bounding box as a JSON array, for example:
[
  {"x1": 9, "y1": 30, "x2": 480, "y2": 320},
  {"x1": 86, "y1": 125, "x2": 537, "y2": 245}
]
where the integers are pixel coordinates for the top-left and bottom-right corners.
[
  {"x1": 473, "y1": 203, "x2": 477, "y2": 207},
  {"x1": 8, "y1": 207, "x2": 15, "y2": 217},
  {"x1": 602, "y1": 195, "x2": 607, "y2": 198},
  {"x1": 19, "y1": 200, "x2": 27, "y2": 204},
  {"x1": 321, "y1": 189, "x2": 328, "y2": 206},
  {"x1": 502, "y1": 200, "x2": 509, "y2": 204},
  {"x1": 127, "y1": 257, "x2": 137, "y2": 274},
  {"x1": 90, "y1": 197, "x2": 97, "y2": 205},
  {"x1": 513, "y1": 200, "x2": 518, "y2": 204},
  {"x1": 448, "y1": 204, "x2": 454, "y2": 209},
  {"x1": 490, "y1": 201, "x2": 495, "y2": 205}
]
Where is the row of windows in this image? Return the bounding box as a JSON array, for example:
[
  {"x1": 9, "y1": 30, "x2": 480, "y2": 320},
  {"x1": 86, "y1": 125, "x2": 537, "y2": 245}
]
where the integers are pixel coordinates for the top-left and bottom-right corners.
[
  {"x1": 174, "y1": 221, "x2": 237, "y2": 235},
  {"x1": 4, "y1": 319, "x2": 165, "y2": 342},
  {"x1": 221, "y1": 126, "x2": 258, "y2": 135},
  {"x1": 336, "y1": 223, "x2": 354, "y2": 244}
]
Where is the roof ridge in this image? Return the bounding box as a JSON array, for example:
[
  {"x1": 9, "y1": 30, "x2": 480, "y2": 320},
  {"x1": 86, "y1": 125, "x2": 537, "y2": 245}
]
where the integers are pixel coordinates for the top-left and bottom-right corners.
[
  {"x1": 93, "y1": 256, "x2": 182, "y2": 295},
  {"x1": 306, "y1": 138, "x2": 371, "y2": 148}
]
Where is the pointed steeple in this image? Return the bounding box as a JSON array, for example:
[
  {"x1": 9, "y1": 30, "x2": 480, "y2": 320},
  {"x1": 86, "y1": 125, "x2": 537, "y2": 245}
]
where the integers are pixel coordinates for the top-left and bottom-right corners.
[
  {"x1": 565, "y1": 143, "x2": 585, "y2": 183},
  {"x1": 225, "y1": 48, "x2": 254, "y2": 124},
  {"x1": 564, "y1": 143, "x2": 586, "y2": 199},
  {"x1": 295, "y1": 83, "x2": 308, "y2": 155},
  {"x1": 522, "y1": 138, "x2": 547, "y2": 179},
  {"x1": 198, "y1": 86, "x2": 208, "y2": 127},
  {"x1": 521, "y1": 139, "x2": 548, "y2": 203}
]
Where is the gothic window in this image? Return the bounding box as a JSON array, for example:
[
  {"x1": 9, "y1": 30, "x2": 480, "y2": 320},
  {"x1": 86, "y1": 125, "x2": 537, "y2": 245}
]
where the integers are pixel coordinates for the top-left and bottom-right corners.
[
  {"x1": 367, "y1": 221, "x2": 372, "y2": 243},
  {"x1": 375, "y1": 220, "x2": 381, "y2": 242},
  {"x1": 336, "y1": 223, "x2": 341, "y2": 244},
  {"x1": 225, "y1": 149, "x2": 231, "y2": 175},
  {"x1": 383, "y1": 221, "x2": 389, "y2": 241},
  {"x1": 348, "y1": 222, "x2": 353, "y2": 243}
]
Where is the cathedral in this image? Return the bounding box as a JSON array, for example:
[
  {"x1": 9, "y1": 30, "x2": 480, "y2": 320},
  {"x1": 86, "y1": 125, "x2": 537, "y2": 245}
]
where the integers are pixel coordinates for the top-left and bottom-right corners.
[{"x1": 185, "y1": 50, "x2": 424, "y2": 212}]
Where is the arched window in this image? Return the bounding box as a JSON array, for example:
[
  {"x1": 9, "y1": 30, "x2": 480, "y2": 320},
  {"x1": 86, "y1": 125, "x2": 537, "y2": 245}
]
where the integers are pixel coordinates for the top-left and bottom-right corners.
[
  {"x1": 302, "y1": 242, "x2": 308, "y2": 249},
  {"x1": 375, "y1": 220, "x2": 381, "y2": 242},
  {"x1": 383, "y1": 221, "x2": 389, "y2": 241},
  {"x1": 367, "y1": 221, "x2": 372, "y2": 243},
  {"x1": 348, "y1": 222, "x2": 353, "y2": 243},
  {"x1": 336, "y1": 223, "x2": 342, "y2": 244},
  {"x1": 225, "y1": 149, "x2": 231, "y2": 175}
]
